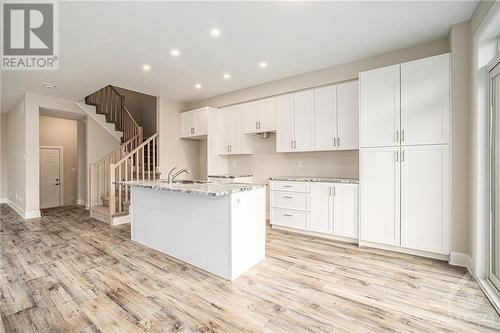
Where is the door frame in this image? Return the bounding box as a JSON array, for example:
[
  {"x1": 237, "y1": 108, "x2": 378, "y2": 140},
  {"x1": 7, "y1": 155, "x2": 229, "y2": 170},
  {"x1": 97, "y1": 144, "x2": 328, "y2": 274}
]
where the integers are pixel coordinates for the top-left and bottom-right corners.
[
  {"x1": 489, "y1": 59, "x2": 500, "y2": 292},
  {"x1": 39, "y1": 146, "x2": 64, "y2": 208}
]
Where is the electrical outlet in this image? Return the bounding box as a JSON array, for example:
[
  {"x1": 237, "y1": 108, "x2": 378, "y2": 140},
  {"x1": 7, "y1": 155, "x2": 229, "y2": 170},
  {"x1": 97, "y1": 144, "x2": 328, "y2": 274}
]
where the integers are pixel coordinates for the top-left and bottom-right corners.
[{"x1": 297, "y1": 160, "x2": 303, "y2": 168}]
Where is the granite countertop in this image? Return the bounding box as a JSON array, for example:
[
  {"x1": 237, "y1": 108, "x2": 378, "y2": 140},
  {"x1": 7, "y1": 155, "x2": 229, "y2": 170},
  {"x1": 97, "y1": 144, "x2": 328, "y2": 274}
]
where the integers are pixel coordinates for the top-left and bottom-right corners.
[
  {"x1": 269, "y1": 176, "x2": 359, "y2": 184},
  {"x1": 117, "y1": 179, "x2": 265, "y2": 197},
  {"x1": 208, "y1": 174, "x2": 253, "y2": 179}
]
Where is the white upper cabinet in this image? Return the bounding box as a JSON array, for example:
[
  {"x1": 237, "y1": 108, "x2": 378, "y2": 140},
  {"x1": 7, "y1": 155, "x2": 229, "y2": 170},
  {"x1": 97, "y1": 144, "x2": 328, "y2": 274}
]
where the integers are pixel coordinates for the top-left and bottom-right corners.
[
  {"x1": 244, "y1": 97, "x2": 277, "y2": 134},
  {"x1": 359, "y1": 64, "x2": 401, "y2": 148},
  {"x1": 400, "y1": 145, "x2": 449, "y2": 254},
  {"x1": 401, "y1": 54, "x2": 450, "y2": 145},
  {"x1": 243, "y1": 101, "x2": 259, "y2": 133},
  {"x1": 293, "y1": 89, "x2": 315, "y2": 151},
  {"x1": 218, "y1": 105, "x2": 253, "y2": 155},
  {"x1": 314, "y1": 85, "x2": 337, "y2": 151},
  {"x1": 360, "y1": 146, "x2": 401, "y2": 246},
  {"x1": 337, "y1": 81, "x2": 359, "y2": 150},
  {"x1": 180, "y1": 108, "x2": 208, "y2": 139},
  {"x1": 276, "y1": 93, "x2": 295, "y2": 152}
]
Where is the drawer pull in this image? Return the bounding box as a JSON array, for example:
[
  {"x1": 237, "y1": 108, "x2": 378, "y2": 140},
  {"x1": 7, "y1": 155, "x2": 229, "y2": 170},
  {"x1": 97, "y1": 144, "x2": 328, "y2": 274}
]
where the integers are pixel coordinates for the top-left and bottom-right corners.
[
  {"x1": 283, "y1": 214, "x2": 293, "y2": 217},
  {"x1": 283, "y1": 196, "x2": 293, "y2": 199},
  {"x1": 283, "y1": 185, "x2": 292, "y2": 188}
]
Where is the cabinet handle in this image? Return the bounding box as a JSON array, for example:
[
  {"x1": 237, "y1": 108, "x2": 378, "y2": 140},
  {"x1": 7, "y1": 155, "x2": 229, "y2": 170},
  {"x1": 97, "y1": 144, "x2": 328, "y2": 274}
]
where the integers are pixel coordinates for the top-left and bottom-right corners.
[
  {"x1": 402, "y1": 150, "x2": 405, "y2": 162},
  {"x1": 401, "y1": 130, "x2": 405, "y2": 142},
  {"x1": 283, "y1": 214, "x2": 292, "y2": 217},
  {"x1": 396, "y1": 130, "x2": 399, "y2": 143},
  {"x1": 283, "y1": 196, "x2": 293, "y2": 199},
  {"x1": 337, "y1": 137, "x2": 340, "y2": 147},
  {"x1": 283, "y1": 185, "x2": 292, "y2": 188},
  {"x1": 291, "y1": 140, "x2": 293, "y2": 149},
  {"x1": 259, "y1": 121, "x2": 261, "y2": 129},
  {"x1": 293, "y1": 140, "x2": 297, "y2": 149},
  {"x1": 329, "y1": 187, "x2": 332, "y2": 196},
  {"x1": 333, "y1": 138, "x2": 336, "y2": 147},
  {"x1": 395, "y1": 150, "x2": 399, "y2": 162},
  {"x1": 333, "y1": 187, "x2": 336, "y2": 196},
  {"x1": 256, "y1": 122, "x2": 258, "y2": 130}
]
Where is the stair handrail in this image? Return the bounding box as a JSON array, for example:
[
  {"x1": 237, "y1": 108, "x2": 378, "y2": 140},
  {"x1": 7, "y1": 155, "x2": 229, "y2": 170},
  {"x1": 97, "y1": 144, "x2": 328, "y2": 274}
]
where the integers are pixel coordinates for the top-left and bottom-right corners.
[{"x1": 109, "y1": 132, "x2": 159, "y2": 216}]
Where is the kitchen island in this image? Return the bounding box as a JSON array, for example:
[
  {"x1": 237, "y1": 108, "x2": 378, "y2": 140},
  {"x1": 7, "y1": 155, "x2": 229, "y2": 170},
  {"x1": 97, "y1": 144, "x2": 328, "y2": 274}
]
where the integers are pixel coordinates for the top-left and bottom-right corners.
[{"x1": 120, "y1": 179, "x2": 266, "y2": 280}]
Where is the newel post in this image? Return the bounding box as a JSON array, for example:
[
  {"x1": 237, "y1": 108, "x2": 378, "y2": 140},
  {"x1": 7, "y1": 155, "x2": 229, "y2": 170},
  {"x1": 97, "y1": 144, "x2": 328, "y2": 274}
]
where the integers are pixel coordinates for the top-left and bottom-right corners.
[{"x1": 109, "y1": 163, "x2": 116, "y2": 216}]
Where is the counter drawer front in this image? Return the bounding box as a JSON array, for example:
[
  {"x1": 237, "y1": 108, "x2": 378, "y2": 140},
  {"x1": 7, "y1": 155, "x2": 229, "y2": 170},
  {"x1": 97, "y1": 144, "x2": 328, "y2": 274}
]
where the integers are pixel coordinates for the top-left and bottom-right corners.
[
  {"x1": 271, "y1": 208, "x2": 308, "y2": 229},
  {"x1": 270, "y1": 181, "x2": 309, "y2": 193},
  {"x1": 271, "y1": 191, "x2": 309, "y2": 211}
]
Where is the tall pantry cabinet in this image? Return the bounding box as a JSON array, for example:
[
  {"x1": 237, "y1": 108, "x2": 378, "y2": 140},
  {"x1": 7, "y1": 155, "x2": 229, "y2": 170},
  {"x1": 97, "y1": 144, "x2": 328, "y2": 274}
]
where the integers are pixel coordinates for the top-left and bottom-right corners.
[{"x1": 359, "y1": 53, "x2": 451, "y2": 256}]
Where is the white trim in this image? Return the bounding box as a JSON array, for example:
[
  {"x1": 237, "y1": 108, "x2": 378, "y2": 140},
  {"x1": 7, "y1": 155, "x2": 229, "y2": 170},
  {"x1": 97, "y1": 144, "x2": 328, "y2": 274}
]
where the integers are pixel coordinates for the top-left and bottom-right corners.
[
  {"x1": 359, "y1": 239, "x2": 449, "y2": 261},
  {"x1": 40, "y1": 146, "x2": 64, "y2": 208},
  {"x1": 6, "y1": 199, "x2": 41, "y2": 219},
  {"x1": 0, "y1": 198, "x2": 6, "y2": 204},
  {"x1": 76, "y1": 199, "x2": 86, "y2": 206},
  {"x1": 272, "y1": 225, "x2": 358, "y2": 245},
  {"x1": 478, "y1": 278, "x2": 500, "y2": 315},
  {"x1": 449, "y1": 251, "x2": 473, "y2": 272}
]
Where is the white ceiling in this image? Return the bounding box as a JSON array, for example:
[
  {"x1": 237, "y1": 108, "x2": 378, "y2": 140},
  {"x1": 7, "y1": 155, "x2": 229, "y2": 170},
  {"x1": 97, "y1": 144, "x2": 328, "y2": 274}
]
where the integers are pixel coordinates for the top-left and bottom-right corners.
[{"x1": 1, "y1": 1, "x2": 478, "y2": 112}]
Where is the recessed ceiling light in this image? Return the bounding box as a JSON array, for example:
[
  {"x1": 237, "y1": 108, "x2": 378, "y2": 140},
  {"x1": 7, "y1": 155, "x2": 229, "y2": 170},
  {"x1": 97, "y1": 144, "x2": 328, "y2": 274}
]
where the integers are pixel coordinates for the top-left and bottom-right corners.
[
  {"x1": 42, "y1": 82, "x2": 56, "y2": 89},
  {"x1": 195, "y1": 83, "x2": 202, "y2": 89},
  {"x1": 210, "y1": 28, "x2": 221, "y2": 38},
  {"x1": 170, "y1": 49, "x2": 180, "y2": 57},
  {"x1": 223, "y1": 73, "x2": 231, "y2": 79},
  {"x1": 142, "y1": 64, "x2": 151, "y2": 71},
  {"x1": 259, "y1": 62, "x2": 267, "y2": 68}
]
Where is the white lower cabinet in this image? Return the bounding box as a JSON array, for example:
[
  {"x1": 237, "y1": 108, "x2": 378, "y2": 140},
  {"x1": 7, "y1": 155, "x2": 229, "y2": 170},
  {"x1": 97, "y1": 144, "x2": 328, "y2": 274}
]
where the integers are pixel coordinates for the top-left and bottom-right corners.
[
  {"x1": 270, "y1": 180, "x2": 358, "y2": 241},
  {"x1": 360, "y1": 145, "x2": 450, "y2": 255},
  {"x1": 360, "y1": 147, "x2": 401, "y2": 246},
  {"x1": 400, "y1": 145, "x2": 449, "y2": 254}
]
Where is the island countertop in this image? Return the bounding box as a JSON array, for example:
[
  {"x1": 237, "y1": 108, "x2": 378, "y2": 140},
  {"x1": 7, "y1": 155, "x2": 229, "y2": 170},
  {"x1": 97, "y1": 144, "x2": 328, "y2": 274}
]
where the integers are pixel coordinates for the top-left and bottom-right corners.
[{"x1": 117, "y1": 179, "x2": 265, "y2": 197}]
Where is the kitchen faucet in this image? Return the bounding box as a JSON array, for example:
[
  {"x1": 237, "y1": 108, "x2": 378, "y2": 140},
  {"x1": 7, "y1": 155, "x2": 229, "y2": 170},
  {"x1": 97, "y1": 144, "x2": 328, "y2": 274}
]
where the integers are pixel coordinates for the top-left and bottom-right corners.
[{"x1": 167, "y1": 166, "x2": 190, "y2": 184}]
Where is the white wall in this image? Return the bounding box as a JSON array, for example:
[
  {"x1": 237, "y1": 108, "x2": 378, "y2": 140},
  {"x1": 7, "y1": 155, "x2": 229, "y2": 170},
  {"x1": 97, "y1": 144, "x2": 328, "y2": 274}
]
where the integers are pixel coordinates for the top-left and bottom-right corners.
[
  {"x1": 39, "y1": 116, "x2": 78, "y2": 206},
  {"x1": 6, "y1": 97, "x2": 28, "y2": 215},
  {"x1": 158, "y1": 97, "x2": 200, "y2": 179},
  {"x1": 0, "y1": 113, "x2": 7, "y2": 201}
]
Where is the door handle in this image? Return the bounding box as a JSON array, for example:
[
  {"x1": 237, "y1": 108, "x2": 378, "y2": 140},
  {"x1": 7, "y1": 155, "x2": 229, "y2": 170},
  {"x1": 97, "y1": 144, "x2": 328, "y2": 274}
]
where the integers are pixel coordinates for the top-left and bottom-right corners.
[{"x1": 55, "y1": 183, "x2": 60, "y2": 186}]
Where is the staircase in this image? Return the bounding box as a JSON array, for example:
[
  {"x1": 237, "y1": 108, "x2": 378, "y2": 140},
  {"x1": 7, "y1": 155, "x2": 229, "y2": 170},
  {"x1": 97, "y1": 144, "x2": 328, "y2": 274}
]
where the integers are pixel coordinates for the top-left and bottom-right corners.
[{"x1": 86, "y1": 85, "x2": 159, "y2": 225}]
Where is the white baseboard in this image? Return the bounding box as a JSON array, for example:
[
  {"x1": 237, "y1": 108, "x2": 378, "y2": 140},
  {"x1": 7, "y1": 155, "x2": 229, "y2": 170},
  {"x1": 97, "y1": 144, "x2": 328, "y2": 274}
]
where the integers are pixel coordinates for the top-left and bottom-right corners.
[
  {"x1": 6, "y1": 199, "x2": 41, "y2": 219},
  {"x1": 449, "y1": 252, "x2": 473, "y2": 273},
  {"x1": 0, "y1": 198, "x2": 6, "y2": 204},
  {"x1": 76, "y1": 199, "x2": 86, "y2": 206}
]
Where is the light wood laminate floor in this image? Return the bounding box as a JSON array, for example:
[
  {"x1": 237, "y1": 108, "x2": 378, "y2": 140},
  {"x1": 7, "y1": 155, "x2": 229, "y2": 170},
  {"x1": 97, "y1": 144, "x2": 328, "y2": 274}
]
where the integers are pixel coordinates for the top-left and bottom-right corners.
[{"x1": 1, "y1": 204, "x2": 499, "y2": 332}]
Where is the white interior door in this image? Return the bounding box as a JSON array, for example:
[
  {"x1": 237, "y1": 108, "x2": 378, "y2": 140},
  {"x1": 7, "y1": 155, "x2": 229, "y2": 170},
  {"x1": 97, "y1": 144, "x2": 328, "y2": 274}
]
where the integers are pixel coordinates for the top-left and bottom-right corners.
[
  {"x1": 293, "y1": 89, "x2": 315, "y2": 151},
  {"x1": 40, "y1": 148, "x2": 61, "y2": 209},
  {"x1": 400, "y1": 145, "x2": 449, "y2": 254},
  {"x1": 337, "y1": 80, "x2": 359, "y2": 150},
  {"x1": 314, "y1": 85, "x2": 337, "y2": 151},
  {"x1": 401, "y1": 53, "x2": 450, "y2": 146},
  {"x1": 359, "y1": 64, "x2": 401, "y2": 147},
  {"x1": 276, "y1": 93, "x2": 295, "y2": 152},
  {"x1": 360, "y1": 147, "x2": 401, "y2": 246}
]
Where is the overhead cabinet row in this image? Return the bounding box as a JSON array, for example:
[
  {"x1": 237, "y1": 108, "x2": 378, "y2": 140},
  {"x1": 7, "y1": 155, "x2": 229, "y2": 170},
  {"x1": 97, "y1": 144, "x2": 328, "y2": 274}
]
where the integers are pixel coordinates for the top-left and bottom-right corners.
[{"x1": 276, "y1": 80, "x2": 359, "y2": 152}]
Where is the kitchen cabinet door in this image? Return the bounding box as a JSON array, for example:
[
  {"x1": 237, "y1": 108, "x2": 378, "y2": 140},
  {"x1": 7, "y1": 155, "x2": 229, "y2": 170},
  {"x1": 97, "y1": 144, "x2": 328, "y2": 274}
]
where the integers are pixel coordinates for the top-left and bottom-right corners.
[
  {"x1": 294, "y1": 89, "x2": 315, "y2": 151},
  {"x1": 359, "y1": 64, "x2": 401, "y2": 148},
  {"x1": 337, "y1": 81, "x2": 359, "y2": 150},
  {"x1": 231, "y1": 104, "x2": 253, "y2": 154},
  {"x1": 333, "y1": 184, "x2": 358, "y2": 239},
  {"x1": 400, "y1": 145, "x2": 449, "y2": 254},
  {"x1": 244, "y1": 101, "x2": 259, "y2": 134},
  {"x1": 311, "y1": 183, "x2": 333, "y2": 233},
  {"x1": 314, "y1": 85, "x2": 337, "y2": 151},
  {"x1": 258, "y1": 97, "x2": 277, "y2": 132},
  {"x1": 276, "y1": 93, "x2": 295, "y2": 152},
  {"x1": 180, "y1": 111, "x2": 195, "y2": 138},
  {"x1": 401, "y1": 53, "x2": 450, "y2": 146},
  {"x1": 360, "y1": 147, "x2": 400, "y2": 246},
  {"x1": 218, "y1": 107, "x2": 233, "y2": 154}
]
